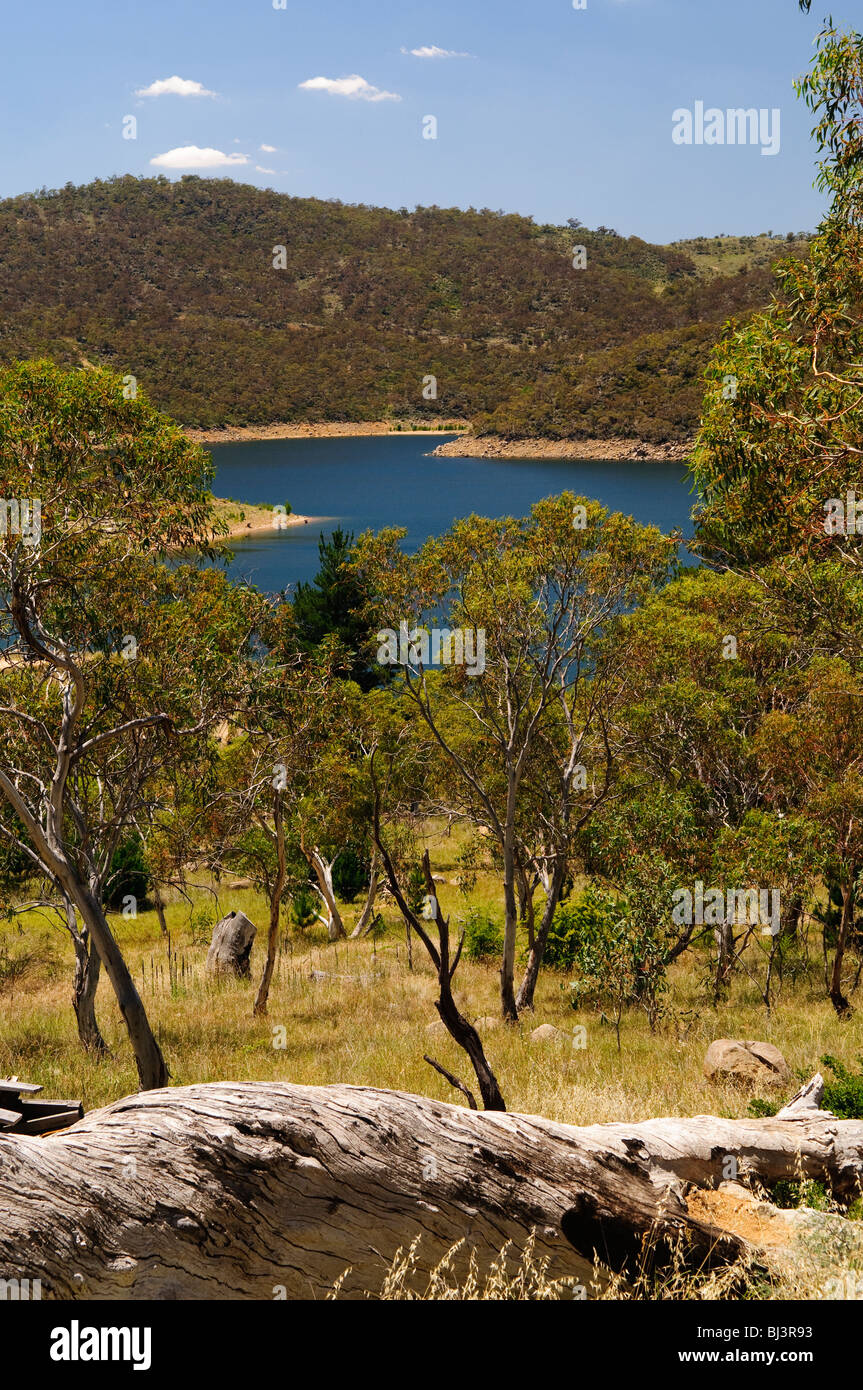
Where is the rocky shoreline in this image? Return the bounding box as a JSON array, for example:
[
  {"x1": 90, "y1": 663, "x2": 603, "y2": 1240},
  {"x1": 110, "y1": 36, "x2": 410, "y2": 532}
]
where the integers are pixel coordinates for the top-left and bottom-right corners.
[{"x1": 430, "y1": 434, "x2": 694, "y2": 463}]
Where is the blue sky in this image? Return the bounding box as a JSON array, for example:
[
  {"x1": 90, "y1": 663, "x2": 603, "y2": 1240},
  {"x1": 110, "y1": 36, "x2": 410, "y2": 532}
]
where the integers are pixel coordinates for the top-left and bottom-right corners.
[{"x1": 0, "y1": 0, "x2": 853, "y2": 241}]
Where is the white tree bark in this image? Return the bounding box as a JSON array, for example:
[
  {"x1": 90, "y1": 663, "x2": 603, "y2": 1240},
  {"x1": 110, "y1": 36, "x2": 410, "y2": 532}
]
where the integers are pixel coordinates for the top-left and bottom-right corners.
[
  {"x1": 350, "y1": 851, "x2": 380, "y2": 938},
  {"x1": 0, "y1": 1076, "x2": 858, "y2": 1300},
  {"x1": 307, "y1": 848, "x2": 346, "y2": 941}
]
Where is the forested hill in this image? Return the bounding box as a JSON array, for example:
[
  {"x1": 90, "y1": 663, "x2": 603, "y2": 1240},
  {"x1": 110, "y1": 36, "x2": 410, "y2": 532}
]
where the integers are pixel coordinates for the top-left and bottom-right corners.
[{"x1": 0, "y1": 176, "x2": 808, "y2": 440}]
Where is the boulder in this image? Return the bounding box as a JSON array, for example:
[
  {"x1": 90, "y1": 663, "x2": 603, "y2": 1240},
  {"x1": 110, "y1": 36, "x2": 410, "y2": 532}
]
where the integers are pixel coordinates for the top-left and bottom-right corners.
[
  {"x1": 703, "y1": 1039, "x2": 791, "y2": 1088},
  {"x1": 474, "y1": 1015, "x2": 500, "y2": 1032},
  {"x1": 205, "y1": 910, "x2": 256, "y2": 978},
  {"x1": 531, "y1": 1024, "x2": 567, "y2": 1044}
]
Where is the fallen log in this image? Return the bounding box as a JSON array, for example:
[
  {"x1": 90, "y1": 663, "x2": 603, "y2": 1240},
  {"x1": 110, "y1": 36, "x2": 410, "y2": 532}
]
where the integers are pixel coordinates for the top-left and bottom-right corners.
[{"x1": 0, "y1": 1076, "x2": 859, "y2": 1300}]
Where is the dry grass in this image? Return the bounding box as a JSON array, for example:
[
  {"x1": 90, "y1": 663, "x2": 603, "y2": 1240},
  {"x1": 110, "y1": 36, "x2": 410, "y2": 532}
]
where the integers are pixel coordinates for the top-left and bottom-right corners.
[{"x1": 1, "y1": 824, "x2": 859, "y2": 1124}]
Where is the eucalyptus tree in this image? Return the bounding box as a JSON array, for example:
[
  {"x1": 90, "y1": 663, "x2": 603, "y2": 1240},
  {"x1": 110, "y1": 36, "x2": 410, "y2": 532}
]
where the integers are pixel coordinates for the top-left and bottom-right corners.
[
  {"x1": 692, "y1": 20, "x2": 863, "y2": 568},
  {"x1": 354, "y1": 494, "x2": 676, "y2": 1021},
  {"x1": 0, "y1": 359, "x2": 257, "y2": 1088},
  {"x1": 212, "y1": 635, "x2": 351, "y2": 1014},
  {"x1": 610, "y1": 565, "x2": 857, "y2": 1009}
]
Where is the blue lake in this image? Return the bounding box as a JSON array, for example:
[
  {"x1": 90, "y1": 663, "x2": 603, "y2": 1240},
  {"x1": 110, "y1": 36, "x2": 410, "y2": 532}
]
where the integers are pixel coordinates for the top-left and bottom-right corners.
[{"x1": 208, "y1": 434, "x2": 697, "y2": 592}]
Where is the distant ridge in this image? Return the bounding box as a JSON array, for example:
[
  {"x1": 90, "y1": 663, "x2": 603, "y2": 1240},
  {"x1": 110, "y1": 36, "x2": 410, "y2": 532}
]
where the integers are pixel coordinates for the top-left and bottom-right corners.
[{"x1": 0, "y1": 176, "x2": 808, "y2": 442}]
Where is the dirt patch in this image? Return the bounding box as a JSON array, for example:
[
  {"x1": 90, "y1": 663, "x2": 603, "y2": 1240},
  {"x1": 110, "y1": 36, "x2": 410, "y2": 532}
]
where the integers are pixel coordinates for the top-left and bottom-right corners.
[{"x1": 687, "y1": 1185, "x2": 794, "y2": 1248}]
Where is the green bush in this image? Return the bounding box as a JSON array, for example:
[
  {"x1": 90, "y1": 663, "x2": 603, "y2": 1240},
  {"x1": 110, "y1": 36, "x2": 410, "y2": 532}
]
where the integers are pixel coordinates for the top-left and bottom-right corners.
[
  {"x1": 290, "y1": 887, "x2": 318, "y2": 929},
  {"x1": 771, "y1": 1179, "x2": 831, "y2": 1211},
  {"x1": 105, "y1": 832, "x2": 150, "y2": 910},
  {"x1": 462, "y1": 909, "x2": 504, "y2": 962},
  {"x1": 820, "y1": 1055, "x2": 863, "y2": 1119},
  {"x1": 749, "y1": 1056, "x2": 863, "y2": 1122},
  {"x1": 331, "y1": 845, "x2": 369, "y2": 903},
  {"x1": 544, "y1": 884, "x2": 617, "y2": 970}
]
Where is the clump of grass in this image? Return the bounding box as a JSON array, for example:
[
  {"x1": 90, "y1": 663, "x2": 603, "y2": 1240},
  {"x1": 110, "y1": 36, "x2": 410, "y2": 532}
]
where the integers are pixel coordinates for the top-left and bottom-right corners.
[
  {"x1": 0, "y1": 936, "x2": 59, "y2": 993},
  {"x1": 333, "y1": 1233, "x2": 584, "y2": 1301}
]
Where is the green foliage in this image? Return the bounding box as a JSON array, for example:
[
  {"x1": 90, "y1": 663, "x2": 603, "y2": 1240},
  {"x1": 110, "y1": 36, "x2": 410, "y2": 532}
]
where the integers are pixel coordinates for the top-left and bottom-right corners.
[
  {"x1": 770, "y1": 1179, "x2": 831, "y2": 1211},
  {"x1": 292, "y1": 528, "x2": 379, "y2": 689},
  {"x1": 819, "y1": 1055, "x2": 863, "y2": 1119},
  {"x1": 406, "y1": 864, "x2": 427, "y2": 918},
  {"x1": 750, "y1": 1057, "x2": 863, "y2": 1122},
  {"x1": 544, "y1": 886, "x2": 616, "y2": 970},
  {"x1": 105, "y1": 833, "x2": 151, "y2": 910},
  {"x1": 331, "y1": 844, "x2": 369, "y2": 903},
  {"x1": 187, "y1": 905, "x2": 216, "y2": 947},
  {"x1": 565, "y1": 883, "x2": 668, "y2": 1037},
  {"x1": 748, "y1": 1097, "x2": 779, "y2": 1118},
  {"x1": 290, "y1": 886, "x2": 318, "y2": 929},
  {"x1": 691, "y1": 22, "x2": 863, "y2": 567},
  {"x1": 461, "y1": 909, "x2": 504, "y2": 962}
]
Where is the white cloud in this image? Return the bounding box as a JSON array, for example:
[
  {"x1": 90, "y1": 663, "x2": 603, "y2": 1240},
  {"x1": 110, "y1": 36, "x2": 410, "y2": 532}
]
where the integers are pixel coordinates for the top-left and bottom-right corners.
[
  {"x1": 298, "y1": 74, "x2": 401, "y2": 102},
  {"x1": 401, "y1": 45, "x2": 469, "y2": 59},
  {"x1": 136, "y1": 75, "x2": 216, "y2": 98},
  {"x1": 260, "y1": 144, "x2": 277, "y2": 152},
  {"x1": 256, "y1": 165, "x2": 276, "y2": 174},
  {"x1": 150, "y1": 146, "x2": 249, "y2": 169}
]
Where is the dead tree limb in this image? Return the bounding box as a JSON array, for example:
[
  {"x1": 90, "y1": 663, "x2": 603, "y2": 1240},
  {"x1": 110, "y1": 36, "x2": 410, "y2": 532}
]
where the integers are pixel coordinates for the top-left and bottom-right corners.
[
  {"x1": 370, "y1": 751, "x2": 506, "y2": 1110},
  {"x1": 1, "y1": 1076, "x2": 861, "y2": 1299}
]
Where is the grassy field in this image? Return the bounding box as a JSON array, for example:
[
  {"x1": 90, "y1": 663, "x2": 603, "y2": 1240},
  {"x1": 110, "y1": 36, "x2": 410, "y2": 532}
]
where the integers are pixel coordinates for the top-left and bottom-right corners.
[{"x1": 1, "y1": 820, "x2": 859, "y2": 1126}]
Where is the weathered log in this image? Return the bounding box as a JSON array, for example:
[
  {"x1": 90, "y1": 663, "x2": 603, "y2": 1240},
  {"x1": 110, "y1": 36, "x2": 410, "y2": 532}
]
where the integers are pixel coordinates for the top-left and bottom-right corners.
[
  {"x1": 205, "y1": 910, "x2": 256, "y2": 978},
  {"x1": 0, "y1": 1076, "x2": 860, "y2": 1300}
]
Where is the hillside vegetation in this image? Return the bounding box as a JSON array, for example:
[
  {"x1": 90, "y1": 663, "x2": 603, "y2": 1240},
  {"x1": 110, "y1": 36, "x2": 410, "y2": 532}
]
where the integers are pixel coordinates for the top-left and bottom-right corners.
[{"x1": 0, "y1": 176, "x2": 807, "y2": 440}]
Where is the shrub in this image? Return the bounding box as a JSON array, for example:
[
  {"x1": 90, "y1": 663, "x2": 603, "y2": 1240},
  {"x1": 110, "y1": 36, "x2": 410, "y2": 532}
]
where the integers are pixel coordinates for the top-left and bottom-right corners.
[
  {"x1": 406, "y1": 864, "x2": 427, "y2": 918},
  {"x1": 187, "y1": 906, "x2": 215, "y2": 947},
  {"x1": 820, "y1": 1055, "x2": 863, "y2": 1119},
  {"x1": 290, "y1": 887, "x2": 318, "y2": 929},
  {"x1": 749, "y1": 1056, "x2": 863, "y2": 1121},
  {"x1": 332, "y1": 845, "x2": 369, "y2": 903},
  {"x1": 105, "y1": 833, "x2": 150, "y2": 910},
  {"x1": 544, "y1": 885, "x2": 617, "y2": 970},
  {"x1": 461, "y1": 909, "x2": 504, "y2": 962},
  {"x1": 562, "y1": 883, "x2": 669, "y2": 1042}
]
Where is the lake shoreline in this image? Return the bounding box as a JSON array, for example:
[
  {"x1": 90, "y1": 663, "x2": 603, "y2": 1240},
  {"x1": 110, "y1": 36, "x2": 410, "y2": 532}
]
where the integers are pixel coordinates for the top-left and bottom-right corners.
[
  {"x1": 210, "y1": 497, "x2": 328, "y2": 540},
  {"x1": 189, "y1": 420, "x2": 693, "y2": 463},
  {"x1": 431, "y1": 435, "x2": 694, "y2": 463},
  {"x1": 187, "y1": 420, "x2": 469, "y2": 445}
]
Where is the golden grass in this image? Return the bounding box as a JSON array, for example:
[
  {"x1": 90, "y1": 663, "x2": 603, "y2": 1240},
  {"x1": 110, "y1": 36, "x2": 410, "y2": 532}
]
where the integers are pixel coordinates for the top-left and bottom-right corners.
[{"x1": 1, "y1": 830, "x2": 860, "y2": 1124}]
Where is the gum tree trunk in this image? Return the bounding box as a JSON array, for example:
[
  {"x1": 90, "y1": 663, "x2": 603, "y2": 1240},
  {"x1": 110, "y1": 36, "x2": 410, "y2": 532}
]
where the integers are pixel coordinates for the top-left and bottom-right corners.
[{"x1": 0, "y1": 1075, "x2": 855, "y2": 1300}]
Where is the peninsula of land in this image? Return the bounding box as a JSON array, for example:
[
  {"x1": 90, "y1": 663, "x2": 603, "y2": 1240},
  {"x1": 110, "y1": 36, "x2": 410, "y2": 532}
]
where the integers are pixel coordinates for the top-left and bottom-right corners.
[{"x1": 431, "y1": 435, "x2": 694, "y2": 463}]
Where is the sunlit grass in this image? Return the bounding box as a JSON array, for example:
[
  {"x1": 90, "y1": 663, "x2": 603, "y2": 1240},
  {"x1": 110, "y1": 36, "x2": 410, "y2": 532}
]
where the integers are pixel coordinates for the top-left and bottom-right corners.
[{"x1": 1, "y1": 817, "x2": 859, "y2": 1123}]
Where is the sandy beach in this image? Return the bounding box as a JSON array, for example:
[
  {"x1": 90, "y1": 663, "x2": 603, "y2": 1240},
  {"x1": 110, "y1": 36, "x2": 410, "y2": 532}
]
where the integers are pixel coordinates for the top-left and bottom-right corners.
[{"x1": 208, "y1": 498, "x2": 329, "y2": 540}]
